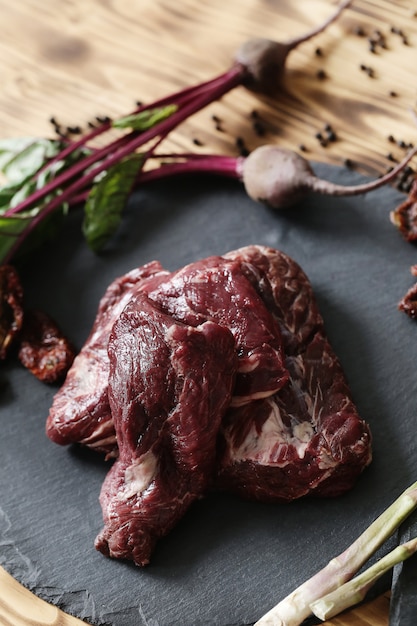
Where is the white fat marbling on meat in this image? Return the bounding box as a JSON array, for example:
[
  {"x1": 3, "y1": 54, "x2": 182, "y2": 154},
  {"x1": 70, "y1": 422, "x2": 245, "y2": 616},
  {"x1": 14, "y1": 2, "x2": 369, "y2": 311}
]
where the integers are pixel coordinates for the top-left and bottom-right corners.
[
  {"x1": 231, "y1": 399, "x2": 315, "y2": 465},
  {"x1": 119, "y1": 451, "x2": 158, "y2": 500}
]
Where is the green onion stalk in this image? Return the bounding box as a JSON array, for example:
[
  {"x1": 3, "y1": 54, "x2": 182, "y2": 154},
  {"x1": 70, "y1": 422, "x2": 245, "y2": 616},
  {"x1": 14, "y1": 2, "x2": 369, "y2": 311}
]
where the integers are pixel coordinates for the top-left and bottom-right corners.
[{"x1": 255, "y1": 481, "x2": 417, "y2": 626}]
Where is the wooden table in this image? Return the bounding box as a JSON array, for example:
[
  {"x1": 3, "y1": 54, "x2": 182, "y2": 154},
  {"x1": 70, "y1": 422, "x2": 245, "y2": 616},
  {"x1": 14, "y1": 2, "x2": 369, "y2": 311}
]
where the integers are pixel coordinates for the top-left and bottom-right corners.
[{"x1": 1, "y1": 0, "x2": 415, "y2": 624}]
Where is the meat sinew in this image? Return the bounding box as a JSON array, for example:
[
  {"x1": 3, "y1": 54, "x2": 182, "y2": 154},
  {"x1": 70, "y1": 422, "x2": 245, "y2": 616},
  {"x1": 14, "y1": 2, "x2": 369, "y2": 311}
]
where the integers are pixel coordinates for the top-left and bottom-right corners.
[
  {"x1": 46, "y1": 245, "x2": 372, "y2": 565},
  {"x1": 95, "y1": 292, "x2": 237, "y2": 566}
]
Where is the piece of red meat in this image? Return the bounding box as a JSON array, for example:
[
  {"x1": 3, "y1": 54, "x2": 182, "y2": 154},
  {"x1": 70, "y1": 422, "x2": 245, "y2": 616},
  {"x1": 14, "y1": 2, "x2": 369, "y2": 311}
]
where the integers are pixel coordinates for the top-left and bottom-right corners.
[
  {"x1": 46, "y1": 245, "x2": 372, "y2": 566},
  {"x1": 45, "y1": 261, "x2": 170, "y2": 457},
  {"x1": 95, "y1": 292, "x2": 237, "y2": 566},
  {"x1": 147, "y1": 255, "x2": 289, "y2": 406},
  {"x1": 46, "y1": 253, "x2": 289, "y2": 454},
  {"x1": 216, "y1": 246, "x2": 372, "y2": 501}
]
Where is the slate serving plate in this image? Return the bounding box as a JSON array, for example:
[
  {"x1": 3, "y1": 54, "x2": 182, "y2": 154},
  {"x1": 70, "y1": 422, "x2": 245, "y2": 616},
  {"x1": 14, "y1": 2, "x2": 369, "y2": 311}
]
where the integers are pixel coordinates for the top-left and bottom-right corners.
[{"x1": 0, "y1": 162, "x2": 416, "y2": 626}]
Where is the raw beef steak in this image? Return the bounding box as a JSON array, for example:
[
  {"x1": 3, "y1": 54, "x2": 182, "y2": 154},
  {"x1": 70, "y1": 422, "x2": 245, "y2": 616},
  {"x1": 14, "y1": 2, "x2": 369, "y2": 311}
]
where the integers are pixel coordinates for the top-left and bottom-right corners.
[
  {"x1": 46, "y1": 245, "x2": 372, "y2": 565},
  {"x1": 46, "y1": 261, "x2": 170, "y2": 457},
  {"x1": 46, "y1": 254, "x2": 288, "y2": 453},
  {"x1": 147, "y1": 255, "x2": 289, "y2": 406},
  {"x1": 95, "y1": 292, "x2": 237, "y2": 565},
  {"x1": 216, "y1": 246, "x2": 372, "y2": 500}
]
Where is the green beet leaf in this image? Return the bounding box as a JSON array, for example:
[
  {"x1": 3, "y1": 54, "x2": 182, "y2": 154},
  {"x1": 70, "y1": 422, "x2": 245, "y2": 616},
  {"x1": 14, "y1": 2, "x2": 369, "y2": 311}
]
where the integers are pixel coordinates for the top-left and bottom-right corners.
[
  {"x1": 0, "y1": 210, "x2": 38, "y2": 264},
  {"x1": 0, "y1": 137, "x2": 63, "y2": 184},
  {"x1": 112, "y1": 104, "x2": 178, "y2": 132},
  {"x1": 82, "y1": 153, "x2": 144, "y2": 253}
]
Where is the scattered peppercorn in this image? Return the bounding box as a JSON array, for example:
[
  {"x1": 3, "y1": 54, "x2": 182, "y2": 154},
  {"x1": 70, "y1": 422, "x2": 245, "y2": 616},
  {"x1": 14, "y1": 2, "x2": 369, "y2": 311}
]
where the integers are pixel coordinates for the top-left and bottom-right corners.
[
  {"x1": 95, "y1": 115, "x2": 111, "y2": 124},
  {"x1": 49, "y1": 116, "x2": 64, "y2": 137},
  {"x1": 192, "y1": 138, "x2": 204, "y2": 146},
  {"x1": 314, "y1": 130, "x2": 328, "y2": 147},
  {"x1": 235, "y1": 137, "x2": 249, "y2": 156},
  {"x1": 315, "y1": 47, "x2": 323, "y2": 56},
  {"x1": 389, "y1": 91, "x2": 398, "y2": 97},
  {"x1": 359, "y1": 64, "x2": 374, "y2": 77},
  {"x1": 324, "y1": 123, "x2": 337, "y2": 142},
  {"x1": 253, "y1": 120, "x2": 266, "y2": 137},
  {"x1": 212, "y1": 115, "x2": 224, "y2": 132},
  {"x1": 401, "y1": 166, "x2": 414, "y2": 179},
  {"x1": 316, "y1": 69, "x2": 327, "y2": 80}
]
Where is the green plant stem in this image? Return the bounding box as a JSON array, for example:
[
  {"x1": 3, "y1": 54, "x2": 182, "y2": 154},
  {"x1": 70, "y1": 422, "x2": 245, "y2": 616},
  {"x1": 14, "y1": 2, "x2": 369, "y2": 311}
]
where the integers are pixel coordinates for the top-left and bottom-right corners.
[
  {"x1": 4, "y1": 66, "x2": 243, "y2": 221},
  {"x1": 1, "y1": 66, "x2": 244, "y2": 263},
  {"x1": 254, "y1": 481, "x2": 417, "y2": 626},
  {"x1": 310, "y1": 537, "x2": 417, "y2": 621}
]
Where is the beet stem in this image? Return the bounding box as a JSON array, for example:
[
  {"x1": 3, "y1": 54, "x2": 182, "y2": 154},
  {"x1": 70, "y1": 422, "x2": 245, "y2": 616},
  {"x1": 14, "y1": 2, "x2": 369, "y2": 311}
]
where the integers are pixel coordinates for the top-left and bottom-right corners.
[
  {"x1": 37, "y1": 71, "x2": 246, "y2": 181},
  {"x1": 65, "y1": 153, "x2": 243, "y2": 208},
  {"x1": 4, "y1": 66, "x2": 244, "y2": 221},
  {"x1": 2, "y1": 66, "x2": 244, "y2": 263},
  {"x1": 137, "y1": 154, "x2": 243, "y2": 184},
  {"x1": 285, "y1": 0, "x2": 352, "y2": 52}
]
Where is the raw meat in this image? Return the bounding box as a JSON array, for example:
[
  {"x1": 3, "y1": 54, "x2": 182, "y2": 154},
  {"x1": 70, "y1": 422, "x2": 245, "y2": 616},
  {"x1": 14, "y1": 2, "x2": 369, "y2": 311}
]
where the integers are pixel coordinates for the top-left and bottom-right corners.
[
  {"x1": 95, "y1": 292, "x2": 237, "y2": 565},
  {"x1": 46, "y1": 261, "x2": 170, "y2": 457},
  {"x1": 147, "y1": 255, "x2": 289, "y2": 406},
  {"x1": 216, "y1": 246, "x2": 372, "y2": 500},
  {"x1": 46, "y1": 245, "x2": 372, "y2": 565},
  {"x1": 46, "y1": 254, "x2": 289, "y2": 454}
]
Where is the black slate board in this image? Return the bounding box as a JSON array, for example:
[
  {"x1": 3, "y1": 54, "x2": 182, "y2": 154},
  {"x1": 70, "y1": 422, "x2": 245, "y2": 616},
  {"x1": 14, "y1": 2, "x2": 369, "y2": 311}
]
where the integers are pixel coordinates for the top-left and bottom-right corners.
[{"x1": 0, "y1": 163, "x2": 416, "y2": 626}]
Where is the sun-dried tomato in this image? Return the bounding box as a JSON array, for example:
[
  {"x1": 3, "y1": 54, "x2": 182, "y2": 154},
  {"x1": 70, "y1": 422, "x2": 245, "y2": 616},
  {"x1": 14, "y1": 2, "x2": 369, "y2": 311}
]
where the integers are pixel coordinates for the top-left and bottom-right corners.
[
  {"x1": 399, "y1": 281, "x2": 417, "y2": 319},
  {"x1": 18, "y1": 309, "x2": 75, "y2": 383},
  {"x1": 390, "y1": 178, "x2": 417, "y2": 241},
  {"x1": 0, "y1": 265, "x2": 24, "y2": 359}
]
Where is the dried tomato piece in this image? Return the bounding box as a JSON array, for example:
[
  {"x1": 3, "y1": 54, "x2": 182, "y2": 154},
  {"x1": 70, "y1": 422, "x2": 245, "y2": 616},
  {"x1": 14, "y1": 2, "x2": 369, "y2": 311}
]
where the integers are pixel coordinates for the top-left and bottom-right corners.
[
  {"x1": 399, "y1": 282, "x2": 417, "y2": 319},
  {"x1": 390, "y1": 178, "x2": 417, "y2": 241},
  {"x1": 18, "y1": 310, "x2": 75, "y2": 383},
  {"x1": 0, "y1": 265, "x2": 24, "y2": 359}
]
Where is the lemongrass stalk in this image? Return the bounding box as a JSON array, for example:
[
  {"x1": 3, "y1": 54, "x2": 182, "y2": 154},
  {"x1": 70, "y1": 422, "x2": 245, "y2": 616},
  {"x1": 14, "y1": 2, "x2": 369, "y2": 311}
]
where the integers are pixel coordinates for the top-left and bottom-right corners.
[
  {"x1": 254, "y1": 481, "x2": 417, "y2": 626},
  {"x1": 311, "y1": 536, "x2": 417, "y2": 621}
]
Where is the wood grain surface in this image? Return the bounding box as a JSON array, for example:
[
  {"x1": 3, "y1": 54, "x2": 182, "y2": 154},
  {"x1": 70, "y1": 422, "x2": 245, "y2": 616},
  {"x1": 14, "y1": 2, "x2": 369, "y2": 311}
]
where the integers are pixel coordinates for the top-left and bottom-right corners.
[{"x1": 1, "y1": 0, "x2": 416, "y2": 624}]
